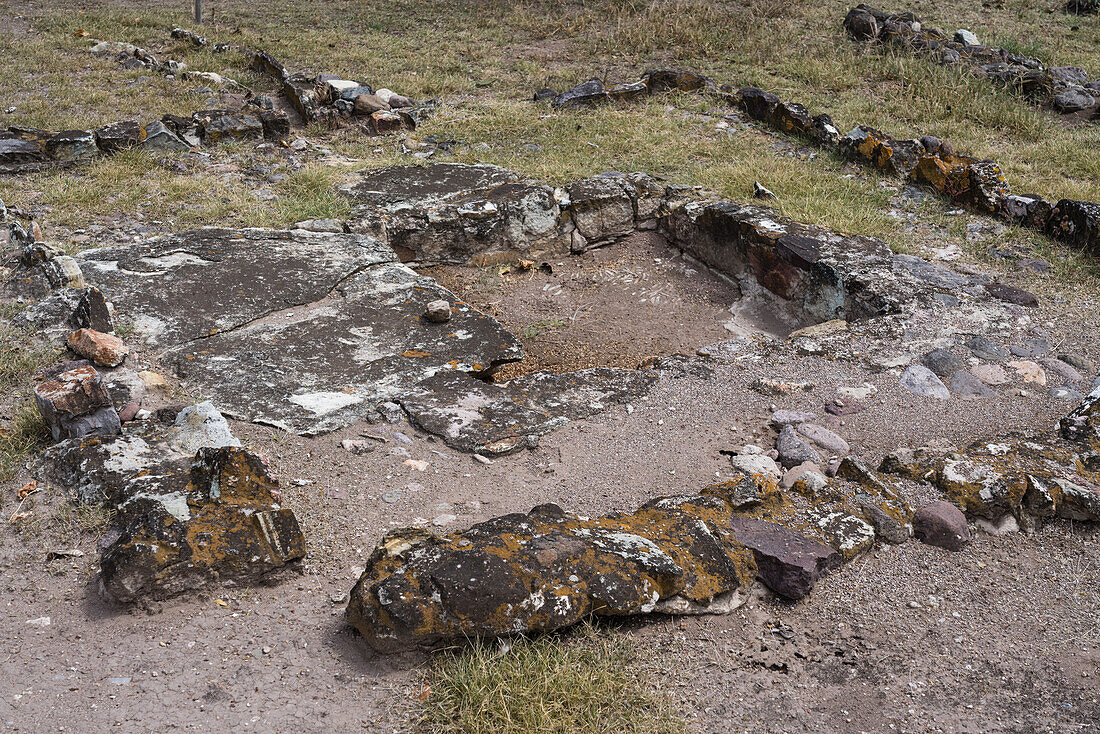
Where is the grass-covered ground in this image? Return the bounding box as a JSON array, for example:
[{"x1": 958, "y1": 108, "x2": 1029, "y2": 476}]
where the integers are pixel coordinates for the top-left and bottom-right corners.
[{"x1": 1, "y1": 0, "x2": 1098, "y2": 239}]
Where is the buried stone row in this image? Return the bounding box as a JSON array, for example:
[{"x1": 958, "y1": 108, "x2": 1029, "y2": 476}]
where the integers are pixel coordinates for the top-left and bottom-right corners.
[
  {"x1": 0, "y1": 107, "x2": 291, "y2": 175},
  {"x1": 348, "y1": 387, "x2": 1100, "y2": 652},
  {"x1": 844, "y1": 5, "x2": 1100, "y2": 119}
]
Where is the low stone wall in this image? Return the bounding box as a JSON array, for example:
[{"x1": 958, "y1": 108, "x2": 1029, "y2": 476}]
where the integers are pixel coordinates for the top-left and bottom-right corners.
[
  {"x1": 843, "y1": 5, "x2": 1100, "y2": 120},
  {"x1": 540, "y1": 65, "x2": 1099, "y2": 258}
]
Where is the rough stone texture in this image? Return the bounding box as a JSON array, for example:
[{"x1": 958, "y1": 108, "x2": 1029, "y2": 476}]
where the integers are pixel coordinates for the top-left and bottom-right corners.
[
  {"x1": 659, "y1": 198, "x2": 991, "y2": 326},
  {"x1": 0, "y1": 137, "x2": 48, "y2": 173},
  {"x1": 141, "y1": 120, "x2": 190, "y2": 153},
  {"x1": 643, "y1": 69, "x2": 708, "y2": 93},
  {"x1": 73, "y1": 287, "x2": 113, "y2": 332},
  {"x1": 400, "y1": 368, "x2": 656, "y2": 455},
  {"x1": 776, "y1": 425, "x2": 822, "y2": 468},
  {"x1": 100, "y1": 447, "x2": 305, "y2": 603},
  {"x1": 94, "y1": 121, "x2": 144, "y2": 153},
  {"x1": 728, "y1": 516, "x2": 841, "y2": 600},
  {"x1": 194, "y1": 110, "x2": 264, "y2": 144},
  {"x1": 347, "y1": 497, "x2": 757, "y2": 652},
  {"x1": 913, "y1": 501, "x2": 970, "y2": 551},
  {"x1": 341, "y1": 163, "x2": 567, "y2": 264},
  {"x1": 34, "y1": 365, "x2": 121, "y2": 443},
  {"x1": 78, "y1": 228, "x2": 396, "y2": 346},
  {"x1": 553, "y1": 79, "x2": 608, "y2": 108},
  {"x1": 563, "y1": 173, "x2": 662, "y2": 249},
  {"x1": 840, "y1": 126, "x2": 922, "y2": 178},
  {"x1": 45, "y1": 130, "x2": 98, "y2": 162},
  {"x1": 900, "y1": 364, "x2": 951, "y2": 400},
  {"x1": 1047, "y1": 199, "x2": 1100, "y2": 255}
]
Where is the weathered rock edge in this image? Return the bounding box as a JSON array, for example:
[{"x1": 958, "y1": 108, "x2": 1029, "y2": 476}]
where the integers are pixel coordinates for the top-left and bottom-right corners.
[{"x1": 348, "y1": 388, "x2": 1100, "y2": 652}]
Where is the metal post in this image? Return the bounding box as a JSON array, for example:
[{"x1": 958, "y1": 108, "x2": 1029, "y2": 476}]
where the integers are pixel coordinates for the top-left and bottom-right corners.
[{"x1": 194, "y1": 0, "x2": 203, "y2": 23}]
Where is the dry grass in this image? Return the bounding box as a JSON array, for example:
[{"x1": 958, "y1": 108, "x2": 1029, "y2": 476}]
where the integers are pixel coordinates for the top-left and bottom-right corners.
[
  {"x1": 420, "y1": 626, "x2": 686, "y2": 734},
  {"x1": 1, "y1": 0, "x2": 1097, "y2": 241}
]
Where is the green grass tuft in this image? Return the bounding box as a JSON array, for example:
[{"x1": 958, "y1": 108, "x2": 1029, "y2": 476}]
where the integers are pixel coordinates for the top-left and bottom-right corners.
[{"x1": 420, "y1": 627, "x2": 686, "y2": 734}]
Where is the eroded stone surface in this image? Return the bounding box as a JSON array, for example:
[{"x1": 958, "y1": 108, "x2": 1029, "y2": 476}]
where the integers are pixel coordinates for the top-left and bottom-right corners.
[
  {"x1": 100, "y1": 446, "x2": 305, "y2": 603},
  {"x1": 400, "y1": 368, "x2": 656, "y2": 455},
  {"x1": 341, "y1": 163, "x2": 566, "y2": 264},
  {"x1": 165, "y1": 261, "x2": 522, "y2": 433},
  {"x1": 77, "y1": 228, "x2": 396, "y2": 347}
]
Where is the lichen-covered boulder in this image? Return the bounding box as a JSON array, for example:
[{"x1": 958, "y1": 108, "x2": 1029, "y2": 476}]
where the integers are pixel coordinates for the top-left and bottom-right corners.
[
  {"x1": 840, "y1": 126, "x2": 922, "y2": 177},
  {"x1": 100, "y1": 446, "x2": 305, "y2": 602},
  {"x1": 347, "y1": 498, "x2": 757, "y2": 652}
]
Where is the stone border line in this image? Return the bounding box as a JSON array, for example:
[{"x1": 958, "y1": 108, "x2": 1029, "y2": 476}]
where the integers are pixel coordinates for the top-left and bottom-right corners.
[
  {"x1": 843, "y1": 5, "x2": 1100, "y2": 120},
  {"x1": 170, "y1": 27, "x2": 438, "y2": 135},
  {"x1": 0, "y1": 28, "x2": 438, "y2": 176},
  {"x1": 537, "y1": 67, "x2": 1099, "y2": 257}
]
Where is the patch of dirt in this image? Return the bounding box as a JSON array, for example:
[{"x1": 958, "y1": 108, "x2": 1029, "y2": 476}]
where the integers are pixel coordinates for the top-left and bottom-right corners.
[{"x1": 426, "y1": 231, "x2": 747, "y2": 380}]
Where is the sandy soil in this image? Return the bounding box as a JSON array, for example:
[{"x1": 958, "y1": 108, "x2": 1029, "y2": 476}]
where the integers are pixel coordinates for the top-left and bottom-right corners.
[{"x1": 3, "y1": 259, "x2": 1099, "y2": 731}]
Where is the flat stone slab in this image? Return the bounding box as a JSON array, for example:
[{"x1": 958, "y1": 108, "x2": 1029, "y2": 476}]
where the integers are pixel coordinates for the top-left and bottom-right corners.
[
  {"x1": 163, "y1": 262, "x2": 523, "y2": 433},
  {"x1": 78, "y1": 228, "x2": 396, "y2": 347},
  {"x1": 69, "y1": 228, "x2": 522, "y2": 434},
  {"x1": 340, "y1": 163, "x2": 567, "y2": 264},
  {"x1": 400, "y1": 367, "x2": 657, "y2": 454}
]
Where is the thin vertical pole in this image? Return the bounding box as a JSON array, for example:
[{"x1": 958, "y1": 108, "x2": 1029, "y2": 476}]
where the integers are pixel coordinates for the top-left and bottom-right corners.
[{"x1": 195, "y1": 0, "x2": 203, "y2": 23}]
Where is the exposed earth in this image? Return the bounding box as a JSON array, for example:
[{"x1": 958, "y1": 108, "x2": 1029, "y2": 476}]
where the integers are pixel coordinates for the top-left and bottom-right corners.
[{"x1": 2, "y1": 2, "x2": 1100, "y2": 734}]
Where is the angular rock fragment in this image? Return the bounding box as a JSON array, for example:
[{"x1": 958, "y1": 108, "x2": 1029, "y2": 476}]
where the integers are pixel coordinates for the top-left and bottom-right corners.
[
  {"x1": 73, "y1": 286, "x2": 113, "y2": 332},
  {"x1": 738, "y1": 87, "x2": 780, "y2": 121},
  {"x1": 194, "y1": 110, "x2": 264, "y2": 143},
  {"x1": 643, "y1": 69, "x2": 707, "y2": 93},
  {"x1": 342, "y1": 163, "x2": 566, "y2": 264},
  {"x1": 34, "y1": 365, "x2": 121, "y2": 442},
  {"x1": 553, "y1": 79, "x2": 607, "y2": 108},
  {"x1": 141, "y1": 120, "x2": 190, "y2": 153},
  {"x1": 347, "y1": 498, "x2": 756, "y2": 652},
  {"x1": 0, "y1": 137, "x2": 48, "y2": 173},
  {"x1": 67, "y1": 328, "x2": 128, "y2": 367},
  {"x1": 608, "y1": 80, "x2": 649, "y2": 102},
  {"x1": 727, "y1": 516, "x2": 841, "y2": 600},
  {"x1": 100, "y1": 446, "x2": 305, "y2": 602},
  {"x1": 45, "y1": 130, "x2": 98, "y2": 162},
  {"x1": 94, "y1": 121, "x2": 143, "y2": 153}
]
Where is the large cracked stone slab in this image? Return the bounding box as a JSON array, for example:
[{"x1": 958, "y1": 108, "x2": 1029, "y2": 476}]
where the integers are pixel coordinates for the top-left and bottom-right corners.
[
  {"x1": 165, "y1": 262, "x2": 522, "y2": 433},
  {"x1": 77, "y1": 228, "x2": 396, "y2": 347},
  {"x1": 400, "y1": 367, "x2": 657, "y2": 455},
  {"x1": 341, "y1": 163, "x2": 567, "y2": 264},
  {"x1": 71, "y1": 228, "x2": 522, "y2": 434},
  {"x1": 347, "y1": 496, "x2": 757, "y2": 652}
]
